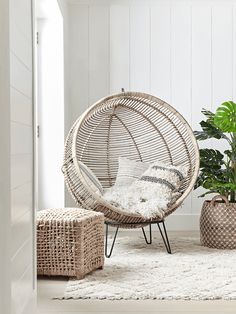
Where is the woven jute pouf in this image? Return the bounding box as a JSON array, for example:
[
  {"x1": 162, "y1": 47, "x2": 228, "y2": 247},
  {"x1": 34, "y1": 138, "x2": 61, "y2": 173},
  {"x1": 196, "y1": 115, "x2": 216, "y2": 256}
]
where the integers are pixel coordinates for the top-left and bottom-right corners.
[
  {"x1": 200, "y1": 195, "x2": 236, "y2": 249},
  {"x1": 37, "y1": 208, "x2": 104, "y2": 279}
]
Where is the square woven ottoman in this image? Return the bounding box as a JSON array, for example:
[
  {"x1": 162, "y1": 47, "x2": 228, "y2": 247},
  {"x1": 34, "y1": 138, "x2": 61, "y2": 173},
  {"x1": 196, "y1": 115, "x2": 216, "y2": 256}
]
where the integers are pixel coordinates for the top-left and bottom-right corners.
[{"x1": 37, "y1": 208, "x2": 104, "y2": 279}]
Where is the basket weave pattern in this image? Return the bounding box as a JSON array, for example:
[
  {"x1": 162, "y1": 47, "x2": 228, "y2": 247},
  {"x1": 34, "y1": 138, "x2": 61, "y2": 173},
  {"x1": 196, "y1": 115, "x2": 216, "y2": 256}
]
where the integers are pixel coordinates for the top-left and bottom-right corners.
[
  {"x1": 200, "y1": 195, "x2": 236, "y2": 249},
  {"x1": 37, "y1": 208, "x2": 104, "y2": 279}
]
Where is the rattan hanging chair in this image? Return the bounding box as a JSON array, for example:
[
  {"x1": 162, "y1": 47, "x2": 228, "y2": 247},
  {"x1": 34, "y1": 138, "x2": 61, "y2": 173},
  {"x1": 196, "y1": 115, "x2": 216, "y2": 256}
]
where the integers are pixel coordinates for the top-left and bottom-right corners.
[{"x1": 63, "y1": 92, "x2": 199, "y2": 255}]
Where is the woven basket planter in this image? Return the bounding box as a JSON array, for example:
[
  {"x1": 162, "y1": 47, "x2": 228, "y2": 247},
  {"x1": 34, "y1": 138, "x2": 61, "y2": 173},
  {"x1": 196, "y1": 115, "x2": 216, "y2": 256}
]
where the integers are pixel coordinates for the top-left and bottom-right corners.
[{"x1": 200, "y1": 195, "x2": 236, "y2": 249}]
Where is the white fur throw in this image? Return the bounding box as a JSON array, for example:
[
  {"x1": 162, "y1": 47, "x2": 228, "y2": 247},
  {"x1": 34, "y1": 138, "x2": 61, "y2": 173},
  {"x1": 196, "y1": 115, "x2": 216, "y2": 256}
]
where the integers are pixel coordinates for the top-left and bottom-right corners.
[{"x1": 103, "y1": 160, "x2": 188, "y2": 219}]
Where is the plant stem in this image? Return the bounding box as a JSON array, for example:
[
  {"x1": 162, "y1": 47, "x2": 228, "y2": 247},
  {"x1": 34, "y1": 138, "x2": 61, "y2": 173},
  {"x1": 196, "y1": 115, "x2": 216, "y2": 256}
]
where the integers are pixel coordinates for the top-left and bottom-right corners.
[{"x1": 230, "y1": 191, "x2": 235, "y2": 202}]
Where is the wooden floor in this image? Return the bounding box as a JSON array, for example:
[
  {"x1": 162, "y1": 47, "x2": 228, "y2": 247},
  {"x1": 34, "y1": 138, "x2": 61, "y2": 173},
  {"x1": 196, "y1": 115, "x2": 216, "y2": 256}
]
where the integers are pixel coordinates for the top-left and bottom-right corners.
[{"x1": 37, "y1": 231, "x2": 236, "y2": 314}]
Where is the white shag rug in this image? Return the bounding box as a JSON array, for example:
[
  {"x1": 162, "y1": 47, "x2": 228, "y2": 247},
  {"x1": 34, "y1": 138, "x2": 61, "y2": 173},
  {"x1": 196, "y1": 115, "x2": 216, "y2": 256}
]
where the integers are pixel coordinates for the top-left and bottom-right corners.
[{"x1": 64, "y1": 235, "x2": 236, "y2": 300}]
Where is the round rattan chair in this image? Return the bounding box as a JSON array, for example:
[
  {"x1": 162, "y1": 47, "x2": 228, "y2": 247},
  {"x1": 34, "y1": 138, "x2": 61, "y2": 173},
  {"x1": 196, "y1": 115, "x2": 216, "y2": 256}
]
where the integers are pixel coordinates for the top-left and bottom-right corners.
[{"x1": 63, "y1": 91, "x2": 199, "y2": 256}]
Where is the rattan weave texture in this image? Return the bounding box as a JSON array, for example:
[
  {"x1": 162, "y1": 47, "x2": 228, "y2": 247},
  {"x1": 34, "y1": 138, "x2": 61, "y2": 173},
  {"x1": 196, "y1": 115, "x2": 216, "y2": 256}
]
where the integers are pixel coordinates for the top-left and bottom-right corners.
[
  {"x1": 37, "y1": 208, "x2": 104, "y2": 279},
  {"x1": 63, "y1": 92, "x2": 199, "y2": 226}
]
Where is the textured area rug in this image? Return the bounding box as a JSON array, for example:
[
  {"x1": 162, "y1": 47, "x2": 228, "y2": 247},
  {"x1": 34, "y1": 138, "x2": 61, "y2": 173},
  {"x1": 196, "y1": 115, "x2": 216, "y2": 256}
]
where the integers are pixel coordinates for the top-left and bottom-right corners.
[{"x1": 64, "y1": 235, "x2": 236, "y2": 300}]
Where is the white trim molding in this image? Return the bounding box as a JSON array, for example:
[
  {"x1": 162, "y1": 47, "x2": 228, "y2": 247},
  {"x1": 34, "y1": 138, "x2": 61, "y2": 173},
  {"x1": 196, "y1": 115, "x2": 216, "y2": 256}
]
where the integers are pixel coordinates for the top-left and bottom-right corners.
[{"x1": 0, "y1": 0, "x2": 11, "y2": 313}]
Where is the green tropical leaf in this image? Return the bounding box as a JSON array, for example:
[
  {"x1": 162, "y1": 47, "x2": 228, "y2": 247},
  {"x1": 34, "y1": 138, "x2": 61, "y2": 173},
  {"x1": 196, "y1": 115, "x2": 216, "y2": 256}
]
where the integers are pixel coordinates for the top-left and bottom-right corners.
[
  {"x1": 194, "y1": 121, "x2": 228, "y2": 141},
  {"x1": 195, "y1": 169, "x2": 227, "y2": 190},
  {"x1": 214, "y1": 182, "x2": 236, "y2": 190},
  {"x1": 199, "y1": 149, "x2": 224, "y2": 168},
  {"x1": 193, "y1": 131, "x2": 207, "y2": 140},
  {"x1": 224, "y1": 150, "x2": 232, "y2": 159},
  {"x1": 201, "y1": 108, "x2": 215, "y2": 122},
  {"x1": 214, "y1": 101, "x2": 236, "y2": 132},
  {"x1": 195, "y1": 104, "x2": 236, "y2": 200},
  {"x1": 193, "y1": 130, "x2": 210, "y2": 141},
  {"x1": 200, "y1": 121, "x2": 225, "y2": 139}
]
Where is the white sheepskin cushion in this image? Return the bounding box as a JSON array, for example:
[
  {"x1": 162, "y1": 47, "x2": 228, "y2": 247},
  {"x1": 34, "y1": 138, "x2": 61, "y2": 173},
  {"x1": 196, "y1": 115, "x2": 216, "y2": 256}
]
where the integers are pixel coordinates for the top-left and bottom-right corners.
[
  {"x1": 114, "y1": 157, "x2": 149, "y2": 187},
  {"x1": 103, "y1": 161, "x2": 188, "y2": 219}
]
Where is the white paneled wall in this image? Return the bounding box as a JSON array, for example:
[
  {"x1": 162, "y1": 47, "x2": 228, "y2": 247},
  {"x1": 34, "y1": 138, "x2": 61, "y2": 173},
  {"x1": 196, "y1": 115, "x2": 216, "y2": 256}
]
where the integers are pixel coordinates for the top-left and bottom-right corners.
[
  {"x1": 0, "y1": 0, "x2": 11, "y2": 312},
  {"x1": 67, "y1": 0, "x2": 236, "y2": 229},
  {"x1": 150, "y1": 6, "x2": 171, "y2": 103},
  {"x1": 68, "y1": 5, "x2": 89, "y2": 125},
  {"x1": 89, "y1": 6, "x2": 110, "y2": 104},
  {"x1": 110, "y1": 5, "x2": 129, "y2": 93},
  {"x1": 130, "y1": 6, "x2": 150, "y2": 92},
  {"x1": 36, "y1": 0, "x2": 65, "y2": 210},
  {"x1": 191, "y1": 5, "x2": 211, "y2": 131},
  {"x1": 212, "y1": 6, "x2": 233, "y2": 108},
  {"x1": 10, "y1": 0, "x2": 35, "y2": 312}
]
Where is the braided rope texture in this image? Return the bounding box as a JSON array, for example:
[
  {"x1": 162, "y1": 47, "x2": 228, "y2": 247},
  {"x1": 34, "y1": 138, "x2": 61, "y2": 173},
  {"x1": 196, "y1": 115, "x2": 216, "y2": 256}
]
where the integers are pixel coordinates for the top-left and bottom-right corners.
[{"x1": 37, "y1": 208, "x2": 104, "y2": 279}]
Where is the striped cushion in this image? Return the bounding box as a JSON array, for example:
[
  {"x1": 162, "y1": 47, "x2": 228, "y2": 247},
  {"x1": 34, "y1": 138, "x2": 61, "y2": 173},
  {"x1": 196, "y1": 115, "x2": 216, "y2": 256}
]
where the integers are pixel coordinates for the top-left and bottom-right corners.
[
  {"x1": 128, "y1": 161, "x2": 188, "y2": 216},
  {"x1": 114, "y1": 157, "x2": 149, "y2": 187},
  {"x1": 78, "y1": 161, "x2": 103, "y2": 195},
  {"x1": 139, "y1": 161, "x2": 189, "y2": 193}
]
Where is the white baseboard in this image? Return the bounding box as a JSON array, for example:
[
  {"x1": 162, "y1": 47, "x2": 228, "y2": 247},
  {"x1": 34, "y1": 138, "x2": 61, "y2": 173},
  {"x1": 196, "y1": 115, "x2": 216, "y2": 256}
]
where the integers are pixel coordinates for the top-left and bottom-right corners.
[
  {"x1": 164, "y1": 214, "x2": 200, "y2": 231},
  {"x1": 117, "y1": 214, "x2": 200, "y2": 232},
  {"x1": 21, "y1": 291, "x2": 36, "y2": 314}
]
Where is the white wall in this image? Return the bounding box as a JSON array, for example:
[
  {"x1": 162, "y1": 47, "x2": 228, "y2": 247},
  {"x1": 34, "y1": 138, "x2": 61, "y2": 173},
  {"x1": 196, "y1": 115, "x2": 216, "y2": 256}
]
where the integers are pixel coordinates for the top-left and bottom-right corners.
[
  {"x1": 57, "y1": 1, "x2": 70, "y2": 137},
  {"x1": 0, "y1": 0, "x2": 11, "y2": 312},
  {"x1": 66, "y1": 0, "x2": 236, "y2": 230},
  {"x1": 36, "y1": 0, "x2": 65, "y2": 210},
  {"x1": 10, "y1": 0, "x2": 36, "y2": 312},
  {"x1": 57, "y1": 0, "x2": 73, "y2": 206}
]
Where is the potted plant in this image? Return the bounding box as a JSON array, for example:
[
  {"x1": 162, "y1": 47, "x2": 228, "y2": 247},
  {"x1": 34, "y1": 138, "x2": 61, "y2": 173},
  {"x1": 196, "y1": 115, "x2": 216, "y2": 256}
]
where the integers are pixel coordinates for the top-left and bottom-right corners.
[{"x1": 194, "y1": 101, "x2": 236, "y2": 249}]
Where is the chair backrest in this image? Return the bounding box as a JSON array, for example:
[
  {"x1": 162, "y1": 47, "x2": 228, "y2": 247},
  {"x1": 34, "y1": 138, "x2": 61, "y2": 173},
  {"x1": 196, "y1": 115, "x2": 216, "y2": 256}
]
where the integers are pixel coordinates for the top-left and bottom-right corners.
[{"x1": 63, "y1": 92, "x2": 199, "y2": 221}]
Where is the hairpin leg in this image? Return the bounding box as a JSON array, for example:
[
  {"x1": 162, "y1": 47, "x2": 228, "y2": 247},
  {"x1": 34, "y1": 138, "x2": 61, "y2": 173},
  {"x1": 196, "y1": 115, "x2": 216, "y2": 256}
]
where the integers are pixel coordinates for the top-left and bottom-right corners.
[
  {"x1": 141, "y1": 224, "x2": 152, "y2": 244},
  {"x1": 157, "y1": 221, "x2": 172, "y2": 254},
  {"x1": 105, "y1": 223, "x2": 119, "y2": 258}
]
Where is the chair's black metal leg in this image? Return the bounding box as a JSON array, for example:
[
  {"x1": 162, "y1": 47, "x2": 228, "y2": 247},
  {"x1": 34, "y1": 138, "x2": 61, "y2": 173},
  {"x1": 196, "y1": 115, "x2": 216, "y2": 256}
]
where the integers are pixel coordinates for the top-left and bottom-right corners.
[
  {"x1": 157, "y1": 221, "x2": 172, "y2": 254},
  {"x1": 141, "y1": 224, "x2": 152, "y2": 244},
  {"x1": 105, "y1": 223, "x2": 119, "y2": 258}
]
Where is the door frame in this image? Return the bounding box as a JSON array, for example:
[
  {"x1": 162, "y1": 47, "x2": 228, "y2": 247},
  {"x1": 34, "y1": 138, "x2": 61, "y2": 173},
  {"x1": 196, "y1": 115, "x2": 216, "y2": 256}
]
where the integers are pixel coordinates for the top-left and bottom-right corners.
[{"x1": 0, "y1": 0, "x2": 11, "y2": 312}]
